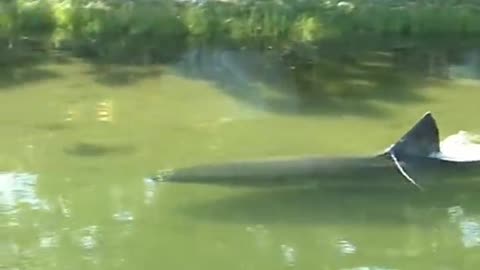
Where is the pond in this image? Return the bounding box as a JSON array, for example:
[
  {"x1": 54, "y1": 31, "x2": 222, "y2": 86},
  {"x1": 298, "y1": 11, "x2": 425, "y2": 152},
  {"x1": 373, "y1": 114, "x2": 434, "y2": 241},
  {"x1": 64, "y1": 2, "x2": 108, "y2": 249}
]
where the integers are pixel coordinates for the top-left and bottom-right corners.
[{"x1": 2, "y1": 44, "x2": 480, "y2": 269}]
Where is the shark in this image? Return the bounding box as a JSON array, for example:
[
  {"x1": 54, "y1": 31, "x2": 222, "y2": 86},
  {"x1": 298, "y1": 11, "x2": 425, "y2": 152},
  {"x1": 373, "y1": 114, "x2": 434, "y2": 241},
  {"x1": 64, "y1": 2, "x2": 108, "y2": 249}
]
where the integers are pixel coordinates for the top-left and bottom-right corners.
[{"x1": 150, "y1": 112, "x2": 480, "y2": 190}]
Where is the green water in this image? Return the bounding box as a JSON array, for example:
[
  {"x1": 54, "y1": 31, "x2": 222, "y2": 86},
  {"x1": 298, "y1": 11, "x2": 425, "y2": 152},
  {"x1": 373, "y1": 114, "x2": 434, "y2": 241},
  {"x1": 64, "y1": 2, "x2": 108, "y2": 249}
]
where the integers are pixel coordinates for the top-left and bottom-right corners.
[{"x1": 2, "y1": 46, "x2": 480, "y2": 270}]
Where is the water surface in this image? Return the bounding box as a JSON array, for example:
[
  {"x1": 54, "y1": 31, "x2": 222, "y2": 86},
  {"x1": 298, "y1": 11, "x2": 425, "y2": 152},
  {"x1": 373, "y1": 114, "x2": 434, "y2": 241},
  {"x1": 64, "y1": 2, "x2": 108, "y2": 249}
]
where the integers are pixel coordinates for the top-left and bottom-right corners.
[{"x1": 2, "y1": 45, "x2": 480, "y2": 269}]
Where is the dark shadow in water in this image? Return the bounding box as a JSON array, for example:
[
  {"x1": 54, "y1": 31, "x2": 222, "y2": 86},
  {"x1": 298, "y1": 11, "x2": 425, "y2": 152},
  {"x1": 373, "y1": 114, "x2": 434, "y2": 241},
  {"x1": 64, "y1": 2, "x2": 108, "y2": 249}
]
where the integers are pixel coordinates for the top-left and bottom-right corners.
[
  {"x1": 0, "y1": 67, "x2": 60, "y2": 89},
  {"x1": 83, "y1": 64, "x2": 164, "y2": 87},
  {"x1": 177, "y1": 181, "x2": 480, "y2": 226},
  {"x1": 0, "y1": 48, "x2": 71, "y2": 90},
  {"x1": 172, "y1": 39, "x2": 478, "y2": 117},
  {"x1": 35, "y1": 122, "x2": 71, "y2": 132},
  {"x1": 0, "y1": 40, "x2": 181, "y2": 89},
  {"x1": 64, "y1": 142, "x2": 136, "y2": 157}
]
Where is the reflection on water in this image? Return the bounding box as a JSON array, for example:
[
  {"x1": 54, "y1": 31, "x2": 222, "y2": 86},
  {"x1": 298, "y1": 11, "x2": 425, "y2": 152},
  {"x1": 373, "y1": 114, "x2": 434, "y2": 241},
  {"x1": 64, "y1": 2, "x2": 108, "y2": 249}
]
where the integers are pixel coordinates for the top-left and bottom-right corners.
[
  {"x1": 449, "y1": 49, "x2": 480, "y2": 80},
  {"x1": 280, "y1": 244, "x2": 297, "y2": 267},
  {"x1": 143, "y1": 177, "x2": 158, "y2": 205},
  {"x1": 112, "y1": 210, "x2": 134, "y2": 222},
  {"x1": 39, "y1": 231, "x2": 59, "y2": 249},
  {"x1": 460, "y1": 220, "x2": 480, "y2": 248},
  {"x1": 0, "y1": 171, "x2": 140, "y2": 269},
  {"x1": 0, "y1": 172, "x2": 49, "y2": 227},
  {"x1": 75, "y1": 225, "x2": 99, "y2": 250},
  {"x1": 58, "y1": 195, "x2": 72, "y2": 218},
  {"x1": 72, "y1": 225, "x2": 101, "y2": 266},
  {"x1": 448, "y1": 205, "x2": 465, "y2": 223},
  {"x1": 337, "y1": 239, "x2": 357, "y2": 255},
  {"x1": 173, "y1": 47, "x2": 310, "y2": 115},
  {"x1": 448, "y1": 206, "x2": 480, "y2": 248},
  {"x1": 166, "y1": 44, "x2": 480, "y2": 123},
  {"x1": 246, "y1": 224, "x2": 270, "y2": 249},
  {"x1": 7, "y1": 171, "x2": 479, "y2": 270}
]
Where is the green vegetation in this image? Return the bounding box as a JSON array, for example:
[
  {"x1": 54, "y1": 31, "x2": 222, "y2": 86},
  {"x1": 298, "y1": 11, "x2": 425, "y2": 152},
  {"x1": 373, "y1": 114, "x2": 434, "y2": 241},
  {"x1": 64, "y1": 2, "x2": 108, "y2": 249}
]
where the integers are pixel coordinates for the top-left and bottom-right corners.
[{"x1": 1, "y1": 0, "x2": 480, "y2": 63}]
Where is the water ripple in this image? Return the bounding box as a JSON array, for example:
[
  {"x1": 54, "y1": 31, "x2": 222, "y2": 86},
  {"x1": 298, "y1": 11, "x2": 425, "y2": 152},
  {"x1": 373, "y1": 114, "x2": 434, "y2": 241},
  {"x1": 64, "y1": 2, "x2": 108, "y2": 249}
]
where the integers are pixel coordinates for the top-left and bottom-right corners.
[
  {"x1": 447, "y1": 205, "x2": 480, "y2": 248},
  {"x1": 39, "y1": 232, "x2": 59, "y2": 249},
  {"x1": 447, "y1": 205, "x2": 464, "y2": 223},
  {"x1": 143, "y1": 177, "x2": 159, "y2": 205},
  {"x1": 245, "y1": 224, "x2": 270, "y2": 249},
  {"x1": 75, "y1": 225, "x2": 99, "y2": 250},
  {"x1": 459, "y1": 219, "x2": 480, "y2": 248},
  {"x1": 337, "y1": 239, "x2": 357, "y2": 255},
  {"x1": 280, "y1": 244, "x2": 297, "y2": 267},
  {"x1": 112, "y1": 210, "x2": 134, "y2": 222}
]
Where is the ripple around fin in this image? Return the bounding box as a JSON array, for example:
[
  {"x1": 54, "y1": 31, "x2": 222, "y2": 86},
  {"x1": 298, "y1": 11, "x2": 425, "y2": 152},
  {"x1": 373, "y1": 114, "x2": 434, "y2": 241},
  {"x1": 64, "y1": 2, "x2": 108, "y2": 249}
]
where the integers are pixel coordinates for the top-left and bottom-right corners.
[{"x1": 435, "y1": 130, "x2": 480, "y2": 162}]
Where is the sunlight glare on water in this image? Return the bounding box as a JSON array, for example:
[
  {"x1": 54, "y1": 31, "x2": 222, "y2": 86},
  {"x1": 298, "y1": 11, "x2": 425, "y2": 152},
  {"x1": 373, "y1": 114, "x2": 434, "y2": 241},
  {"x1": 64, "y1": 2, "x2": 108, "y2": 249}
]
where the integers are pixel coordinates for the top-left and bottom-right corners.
[
  {"x1": 448, "y1": 206, "x2": 480, "y2": 248},
  {"x1": 0, "y1": 172, "x2": 48, "y2": 220}
]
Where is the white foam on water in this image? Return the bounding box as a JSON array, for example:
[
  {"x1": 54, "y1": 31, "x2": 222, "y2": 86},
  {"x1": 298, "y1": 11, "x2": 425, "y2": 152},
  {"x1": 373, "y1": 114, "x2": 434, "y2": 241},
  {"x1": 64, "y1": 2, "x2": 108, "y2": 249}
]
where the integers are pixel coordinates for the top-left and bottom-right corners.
[{"x1": 432, "y1": 131, "x2": 480, "y2": 162}]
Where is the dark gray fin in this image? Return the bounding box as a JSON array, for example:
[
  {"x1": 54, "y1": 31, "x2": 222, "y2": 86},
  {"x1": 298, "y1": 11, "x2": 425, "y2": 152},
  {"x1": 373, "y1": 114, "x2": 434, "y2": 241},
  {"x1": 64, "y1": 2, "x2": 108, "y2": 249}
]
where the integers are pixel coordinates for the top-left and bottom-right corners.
[
  {"x1": 382, "y1": 112, "x2": 439, "y2": 190},
  {"x1": 386, "y1": 111, "x2": 440, "y2": 157}
]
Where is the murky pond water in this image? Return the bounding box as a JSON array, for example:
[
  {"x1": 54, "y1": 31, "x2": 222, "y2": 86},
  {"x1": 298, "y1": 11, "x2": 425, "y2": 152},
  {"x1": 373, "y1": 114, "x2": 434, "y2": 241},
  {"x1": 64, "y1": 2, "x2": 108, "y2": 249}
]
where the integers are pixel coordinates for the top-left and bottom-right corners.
[{"x1": 2, "y1": 45, "x2": 480, "y2": 269}]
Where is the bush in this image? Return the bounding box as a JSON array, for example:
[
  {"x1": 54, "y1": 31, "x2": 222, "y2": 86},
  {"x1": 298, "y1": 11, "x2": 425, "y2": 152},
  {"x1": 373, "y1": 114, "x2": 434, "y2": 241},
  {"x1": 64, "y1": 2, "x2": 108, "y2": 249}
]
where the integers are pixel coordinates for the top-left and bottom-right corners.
[
  {"x1": 51, "y1": 0, "x2": 188, "y2": 63},
  {"x1": 17, "y1": 0, "x2": 56, "y2": 37},
  {"x1": 2, "y1": 0, "x2": 480, "y2": 63}
]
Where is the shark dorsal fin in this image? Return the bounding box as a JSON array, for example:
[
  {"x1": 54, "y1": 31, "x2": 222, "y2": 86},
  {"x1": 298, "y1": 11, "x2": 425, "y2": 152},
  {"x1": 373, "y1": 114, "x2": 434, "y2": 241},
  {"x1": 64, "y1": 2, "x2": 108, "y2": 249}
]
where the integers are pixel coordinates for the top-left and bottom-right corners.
[
  {"x1": 382, "y1": 112, "x2": 440, "y2": 190},
  {"x1": 388, "y1": 112, "x2": 440, "y2": 157}
]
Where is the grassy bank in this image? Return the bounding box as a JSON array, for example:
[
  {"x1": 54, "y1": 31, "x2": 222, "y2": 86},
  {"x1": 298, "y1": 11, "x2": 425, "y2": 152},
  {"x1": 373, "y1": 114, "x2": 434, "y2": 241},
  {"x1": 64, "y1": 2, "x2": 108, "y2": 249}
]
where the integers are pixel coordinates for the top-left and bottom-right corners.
[{"x1": 1, "y1": 0, "x2": 480, "y2": 64}]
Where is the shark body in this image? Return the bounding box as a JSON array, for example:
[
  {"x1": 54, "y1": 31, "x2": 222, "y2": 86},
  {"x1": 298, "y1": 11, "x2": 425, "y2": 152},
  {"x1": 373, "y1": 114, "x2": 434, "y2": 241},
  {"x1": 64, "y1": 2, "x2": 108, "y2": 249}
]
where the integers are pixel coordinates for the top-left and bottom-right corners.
[{"x1": 151, "y1": 112, "x2": 480, "y2": 189}]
